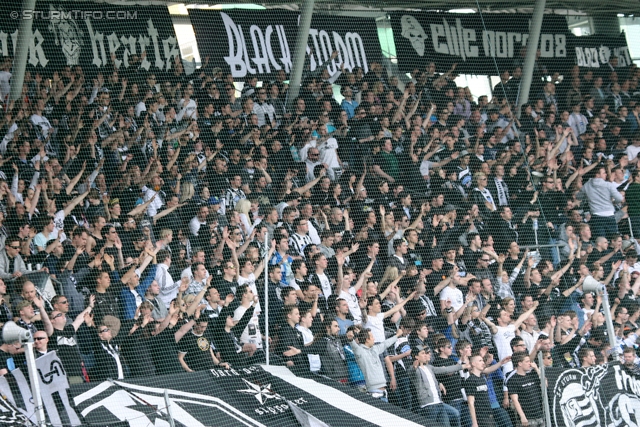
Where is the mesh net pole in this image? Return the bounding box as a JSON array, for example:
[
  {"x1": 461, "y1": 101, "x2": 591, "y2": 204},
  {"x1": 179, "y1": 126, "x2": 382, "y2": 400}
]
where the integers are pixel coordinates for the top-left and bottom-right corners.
[
  {"x1": 264, "y1": 229, "x2": 270, "y2": 365},
  {"x1": 538, "y1": 350, "x2": 552, "y2": 426},
  {"x1": 285, "y1": 0, "x2": 315, "y2": 108},
  {"x1": 517, "y1": 0, "x2": 547, "y2": 116},
  {"x1": 8, "y1": 0, "x2": 36, "y2": 102}
]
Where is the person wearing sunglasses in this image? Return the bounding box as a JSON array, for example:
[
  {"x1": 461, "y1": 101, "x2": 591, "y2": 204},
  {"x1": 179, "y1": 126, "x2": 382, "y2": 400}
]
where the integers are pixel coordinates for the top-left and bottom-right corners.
[
  {"x1": 92, "y1": 319, "x2": 125, "y2": 381},
  {"x1": 50, "y1": 296, "x2": 95, "y2": 383},
  {"x1": 33, "y1": 331, "x2": 50, "y2": 359},
  {"x1": 0, "y1": 236, "x2": 29, "y2": 280}
]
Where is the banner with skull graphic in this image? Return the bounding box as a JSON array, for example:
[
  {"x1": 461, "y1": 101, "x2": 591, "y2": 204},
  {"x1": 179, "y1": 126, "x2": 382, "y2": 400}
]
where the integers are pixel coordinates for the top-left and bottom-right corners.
[
  {"x1": 390, "y1": 12, "x2": 572, "y2": 75},
  {"x1": 0, "y1": 1, "x2": 179, "y2": 75},
  {"x1": 547, "y1": 362, "x2": 640, "y2": 427}
]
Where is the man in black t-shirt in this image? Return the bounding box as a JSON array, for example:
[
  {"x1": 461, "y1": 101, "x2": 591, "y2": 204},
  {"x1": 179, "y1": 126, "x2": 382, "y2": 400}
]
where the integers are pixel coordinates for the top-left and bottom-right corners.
[
  {"x1": 177, "y1": 320, "x2": 229, "y2": 372},
  {"x1": 464, "y1": 353, "x2": 495, "y2": 427},
  {"x1": 49, "y1": 298, "x2": 94, "y2": 384},
  {"x1": 432, "y1": 337, "x2": 471, "y2": 427},
  {"x1": 213, "y1": 261, "x2": 238, "y2": 298},
  {"x1": 507, "y1": 351, "x2": 544, "y2": 427}
]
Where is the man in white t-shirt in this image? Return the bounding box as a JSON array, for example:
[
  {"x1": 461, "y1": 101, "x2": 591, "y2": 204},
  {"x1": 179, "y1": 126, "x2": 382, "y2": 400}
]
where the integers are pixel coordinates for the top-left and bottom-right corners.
[
  {"x1": 439, "y1": 273, "x2": 465, "y2": 313},
  {"x1": 30, "y1": 99, "x2": 52, "y2": 140},
  {"x1": 316, "y1": 125, "x2": 341, "y2": 172},
  {"x1": 309, "y1": 253, "x2": 333, "y2": 298},
  {"x1": 484, "y1": 301, "x2": 539, "y2": 372},
  {"x1": 626, "y1": 134, "x2": 640, "y2": 162},
  {"x1": 176, "y1": 83, "x2": 197, "y2": 121},
  {"x1": 337, "y1": 253, "x2": 371, "y2": 324},
  {"x1": 233, "y1": 284, "x2": 263, "y2": 356},
  {"x1": 364, "y1": 292, "x2": 414, "y2": 343}
]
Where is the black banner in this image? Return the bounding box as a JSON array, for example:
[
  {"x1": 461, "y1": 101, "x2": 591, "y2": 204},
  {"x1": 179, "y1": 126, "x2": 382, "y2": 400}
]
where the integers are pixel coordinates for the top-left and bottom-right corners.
[
  {"x1": 569, "y1": 33, "x2": 632, "y2": 69},
  {"x1": 188, "y1": 9, "x2": 383, "y2": 81},
  {"x1": 72, "y1": 365, "x2": 429, "y2": 426},
  {"x1": 547, "y1": 362, "x2": 640, "y2": 426},
  {"x1": 390, "y1": 12, "x2": 572, "y2": 75},
  {"x1": 0, "y1": 2, "x2": 179, "y2": 74}
]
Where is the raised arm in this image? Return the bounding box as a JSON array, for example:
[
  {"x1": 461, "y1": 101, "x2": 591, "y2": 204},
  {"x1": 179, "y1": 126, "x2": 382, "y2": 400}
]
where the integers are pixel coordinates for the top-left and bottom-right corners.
[
  {"x1": 127, "y1": 193, "x2": 156, "y2": 217},
  {"x1": 34, "y1": 296, "x2": 54, "y2": 337},
  {"x1": 63, "y1": 189, "x2": 89, "y2": 216},
  {"x1": 252, "y1": 238, "x2": 275, "y2": 278},
  {"x1": 523, "y1": 256, "x2": 534, "y2": 289},
  {"x1": 353, "y1": 258, "x2": 374, "y2": 294},
  {"x1": 174, "y1": 318, "x2": 196, "y2": 344},
  {"x1": 603, "y1": 260, "x2": 622, "y2": 286},
  {"x1": 379, "y1": 273, "x2": 404, "y2": 300},
  {"x1": 513, "y1": 301, "x2": 539, "y2": 330},
  {"x1": 382, "y1": 291, "x2": 416, "y2": 319},
  {"x1": 72, "y1": 295, "x2": 95, "y2": 331},
  {"x1": 481, "y1": 309, "x2": 498, "y2": 335},
  {"x1": 152, "y1": 202, "x2": 185, "y2": 225},
  {"x1": 65, "y1": 161, "x2": 87, "y2": 195},
  {"x1": 294, "y1": 168, "x2": 326, "y2": 195}
]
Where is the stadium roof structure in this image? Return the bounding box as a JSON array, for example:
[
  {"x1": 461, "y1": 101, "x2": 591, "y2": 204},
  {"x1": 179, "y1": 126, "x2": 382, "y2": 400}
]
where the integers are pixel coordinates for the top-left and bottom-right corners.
[
  {"x1": 177, "y1": 0, "x2": 638, "y2": 14},
  {"x1": 61, "y1": 0, "x2": 640, "y2": 15}
]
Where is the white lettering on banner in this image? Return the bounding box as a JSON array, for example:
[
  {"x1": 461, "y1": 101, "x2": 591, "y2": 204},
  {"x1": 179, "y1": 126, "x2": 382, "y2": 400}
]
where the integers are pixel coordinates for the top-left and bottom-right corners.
[
  {"x1": 614, "y1": 365, "x2": 640, "y2": 395},
  {"x1": 147, "y1": 19, "x2": 164, "y2": 70},
  {"x1": 264, "y1": 26, "x2": 279, "y2": 72},
  {"x1": 483, "y1": 29, "x2": 565, "y2": 59},
  {"x1": 107, "y1": 32, "x2": 121, "y2": 67},
  {"x1": 276, "y1": 25, "x2": 292, "y2": 72},
  {"x1": 119, "y1": 35, "x2": 137, "y2": 68},
  {"x1": 423, "y1": 14, "x2": 567, "y2": 61},
  {"x1": 222, "y1": 12, "x2": 290, "y2": 78},
  {"x1": 85, "y1": 19, "x2": 107, "y2": 67},
  {"x1": 0, "y1": 30, "x2": 48, "y2": 67},
  {"x1": 85, "y1": 17, "x2": 178, "y2": 71},
  {"x1": 29, "y1": 30, "x2": 49, "y2": 67},
  {"x1": 431, "y1": 23, "x2": 449, "y2": 54},
  {"x1": 576, "y1": 45, "x2": 632, "y2": 68},
  {"x1": 615, "y1": 47, "x2": 632, "y2": 66},
  {"x1": 220, "y1": 12, "x2": 368, "y2": 77},
  {"x1": 250, "y1": 25, "x2": 270, "y2": 74},
  {"x1": 161, "y1": 36, "x2": 180, "y2": 71},
  {"x1": 343, "y1": 32, "x2": 368, "y2": 73}
]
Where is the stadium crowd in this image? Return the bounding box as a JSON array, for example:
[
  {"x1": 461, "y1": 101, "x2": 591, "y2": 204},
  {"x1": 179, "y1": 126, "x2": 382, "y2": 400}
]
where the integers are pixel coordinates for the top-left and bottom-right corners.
[{"x1": 0, "y1": 46, "x2": 638, "y2": 427}]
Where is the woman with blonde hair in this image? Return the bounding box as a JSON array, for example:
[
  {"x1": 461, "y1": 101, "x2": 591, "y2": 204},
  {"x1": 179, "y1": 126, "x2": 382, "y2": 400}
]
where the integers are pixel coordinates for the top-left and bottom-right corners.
[
  {"x1": 156, "y1": 229, "x2": 173, "y2": 251},
  {"x1": 379, "y1": 265, "x2": 399, "y2": 290},
  {"x1": 235, "y1": 198, "x2": 259, "y2": 236},
  {"x1": 179, "y1": 181, "x2": 195, "y2": 204},
  {"x1": 361, "y1": 266, "x2": 403, "y2": 302}
]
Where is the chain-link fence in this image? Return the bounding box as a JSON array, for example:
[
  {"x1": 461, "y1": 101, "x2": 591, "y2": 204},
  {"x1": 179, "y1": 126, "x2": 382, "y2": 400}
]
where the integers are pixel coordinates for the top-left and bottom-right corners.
[{"x1": 0, "y1": 1, "x2": 638, "y2": 426}]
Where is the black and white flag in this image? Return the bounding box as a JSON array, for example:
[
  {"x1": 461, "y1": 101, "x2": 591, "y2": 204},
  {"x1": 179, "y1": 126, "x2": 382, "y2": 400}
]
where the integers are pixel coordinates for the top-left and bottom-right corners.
[
  {"x1": 0, "y1": 351, "x2": 82, "y2": 426},
  {"x1": 72, "y1": 364, "x2": 428, "y2": 427}
]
